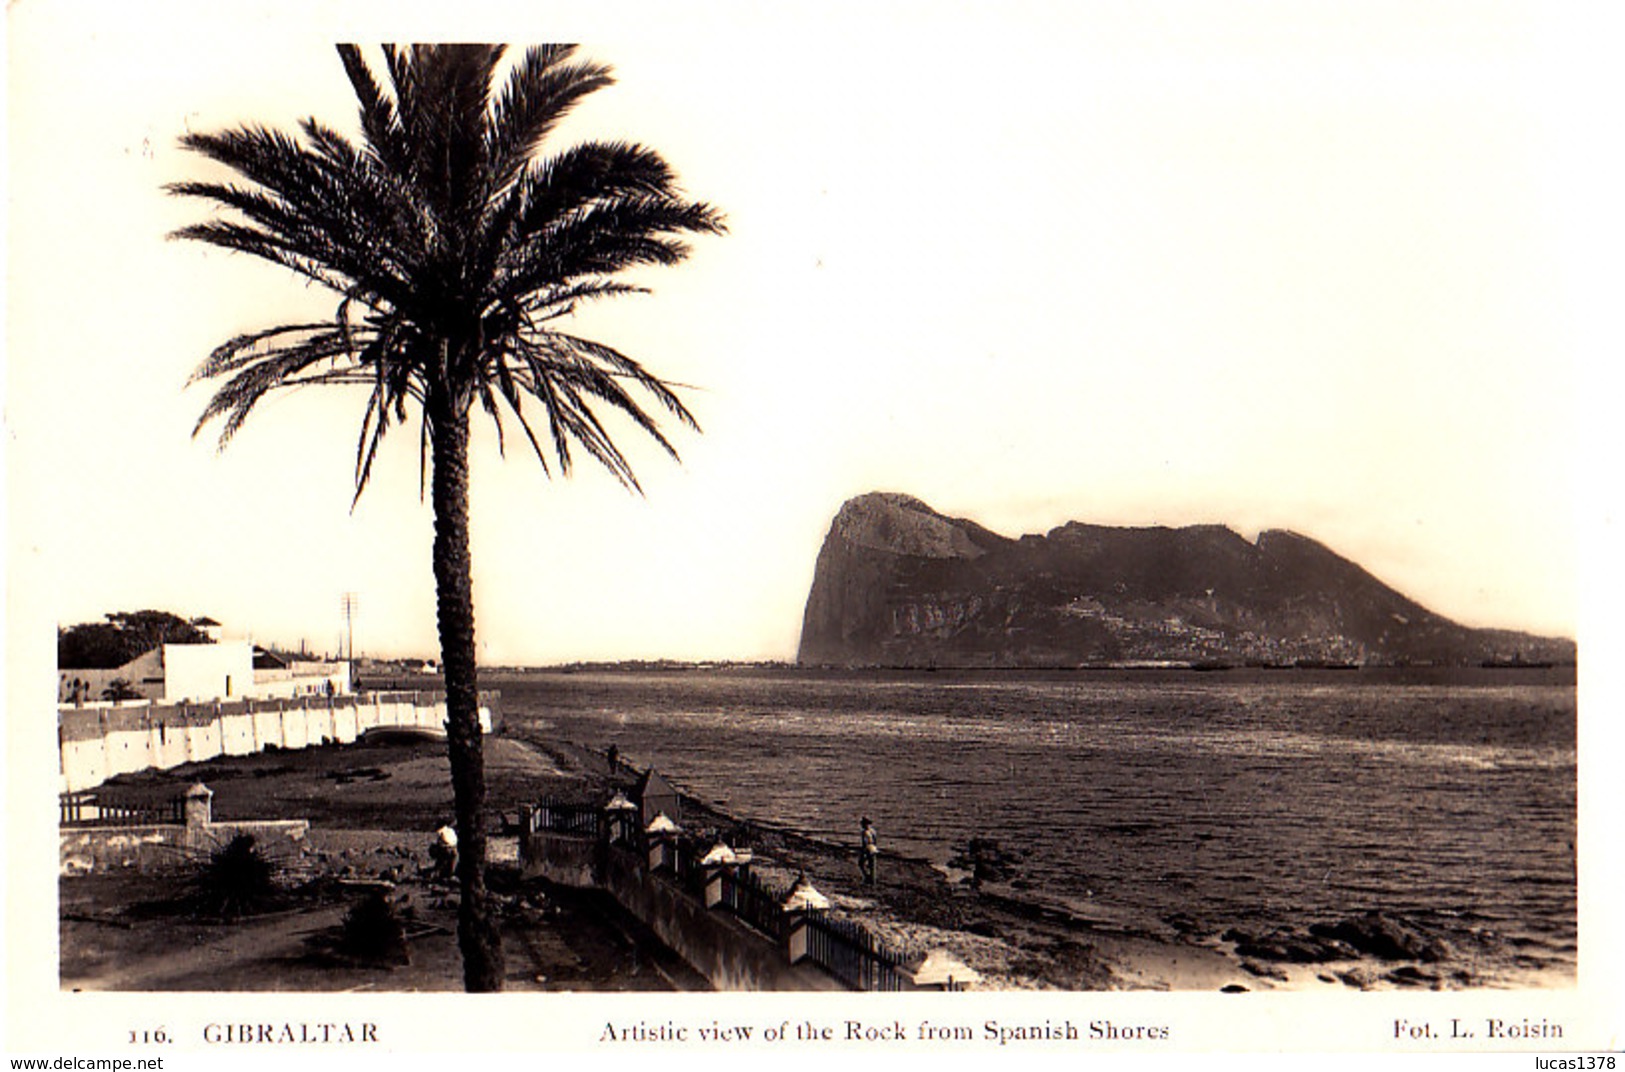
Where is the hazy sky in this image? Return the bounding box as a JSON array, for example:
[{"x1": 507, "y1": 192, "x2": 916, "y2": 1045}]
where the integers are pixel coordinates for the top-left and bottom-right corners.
[{"x1": 7, "y1": 1, "x2": 1616, "y2": 665}]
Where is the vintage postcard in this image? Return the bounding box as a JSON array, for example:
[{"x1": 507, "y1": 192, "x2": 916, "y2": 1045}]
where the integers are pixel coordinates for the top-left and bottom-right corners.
[{"x1": 6, "y1": 0, "x2": 1621, "y2": 1065}]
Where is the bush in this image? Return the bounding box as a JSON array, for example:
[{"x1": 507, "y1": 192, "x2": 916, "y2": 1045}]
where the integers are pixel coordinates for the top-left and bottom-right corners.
[
  {"x1": 340, "y1": 891, "x2": 410, "y2": 965},
  {"x1": 192, "y1": 834, "x2": 277, "y2": 918}
]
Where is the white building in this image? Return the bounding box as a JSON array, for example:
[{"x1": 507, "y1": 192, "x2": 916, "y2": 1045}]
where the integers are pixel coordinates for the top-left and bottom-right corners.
[
  {"x1": 248, "y1": 647, "x2": 352, "y2": 700},
  {"x1": 161, "y1": 641, "x2": 256, "y2": 702},
  {"x1": 59, "y1": 638, "x2": 351, "y2": 705}
]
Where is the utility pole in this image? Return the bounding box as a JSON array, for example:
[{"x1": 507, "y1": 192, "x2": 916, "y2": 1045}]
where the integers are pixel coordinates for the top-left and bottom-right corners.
[{"x1": 341, "y1": 592, "x2": 359, "y2": 663}]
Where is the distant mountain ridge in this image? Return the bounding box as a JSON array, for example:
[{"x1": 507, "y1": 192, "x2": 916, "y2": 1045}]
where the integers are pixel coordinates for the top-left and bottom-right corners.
[{"x1": 796, "y1": 492, "x2": 1575, "y2": 669}]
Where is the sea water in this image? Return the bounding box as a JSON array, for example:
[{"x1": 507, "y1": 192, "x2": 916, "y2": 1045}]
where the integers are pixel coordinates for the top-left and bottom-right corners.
[{"x1": 495, "y1": 667, "x2": 1576, "y2": 986}]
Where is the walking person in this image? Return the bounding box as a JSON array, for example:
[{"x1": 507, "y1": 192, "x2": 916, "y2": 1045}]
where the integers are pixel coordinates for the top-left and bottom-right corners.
[{"x1": 859, "y1": 816, "x2": 879, "y2": 887}]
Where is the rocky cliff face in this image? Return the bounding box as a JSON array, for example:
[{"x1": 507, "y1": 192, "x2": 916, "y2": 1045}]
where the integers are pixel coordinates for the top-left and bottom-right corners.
[{"x1": 796, "y1": 493, "x2": 1576, "y2": 669}]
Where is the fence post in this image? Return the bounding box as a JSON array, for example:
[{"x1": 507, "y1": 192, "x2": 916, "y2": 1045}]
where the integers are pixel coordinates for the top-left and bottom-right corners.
[
  {"x1": 183, "y1": 783, "x2": 213, "y2": 830},
  {"x1": 780, "y1": 877, "x2": 830, "y2": 965},
  {"x1": 510, "y1": 804, "x2": 528, "y2": 871},
  {"x1": 785, "y1": 910, "x2": 810, "y2": 964}
]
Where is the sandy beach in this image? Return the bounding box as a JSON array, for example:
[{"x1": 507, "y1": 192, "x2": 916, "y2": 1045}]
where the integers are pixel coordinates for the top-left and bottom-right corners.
[{"x1": 60, "y1": 728, "x2": 1444, "y2": 992}]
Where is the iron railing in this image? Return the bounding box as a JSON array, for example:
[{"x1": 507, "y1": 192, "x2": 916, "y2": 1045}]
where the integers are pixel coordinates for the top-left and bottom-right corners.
[
  {"x1": 60, "y1": 791, "x2": 185, "y2": 827},
  {"x1": 525, "y1": 794, "x2": 912, "y2": 990},
  {"x1": 800, "y1": 910, "x2": 909, "y2": 991},
  {"x1": 717, "y1": 868, "x2": 787, "y2": 941},
  {"x1": 529, "y1": 797, "x2": 603, "y2": 838}
]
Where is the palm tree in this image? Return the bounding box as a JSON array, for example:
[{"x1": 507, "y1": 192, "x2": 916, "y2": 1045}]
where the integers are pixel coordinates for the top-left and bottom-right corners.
[{"x1": 170, "y1": 44, "x2": 724, "y2": 991}]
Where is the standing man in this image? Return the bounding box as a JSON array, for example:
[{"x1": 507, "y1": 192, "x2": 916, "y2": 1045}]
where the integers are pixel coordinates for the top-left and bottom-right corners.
[{"x1": 859, "y1": 817, "x2": 879, "y2": 887}]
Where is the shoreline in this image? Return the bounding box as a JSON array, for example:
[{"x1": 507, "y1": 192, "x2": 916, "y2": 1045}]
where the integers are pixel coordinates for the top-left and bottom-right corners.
[
  {"x1": 60, "y1": 728, "x2": 1549, "y2": 991},
  {"x1": 532, "y1": 733, "x2": 1561, "y2": 992}
]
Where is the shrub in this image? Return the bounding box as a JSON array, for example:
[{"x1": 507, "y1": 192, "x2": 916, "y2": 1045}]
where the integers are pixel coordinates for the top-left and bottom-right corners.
[
  {"x1": 192, "y1": 834, "x2": 277, "y2": 918},
  {"x1": 340, "y1": 891, "x2": 409, "y2": 965}
]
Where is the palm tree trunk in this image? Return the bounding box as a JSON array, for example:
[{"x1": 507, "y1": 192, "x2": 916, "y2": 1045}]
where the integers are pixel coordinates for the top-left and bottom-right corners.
[{"x1": 429, "y1": 394, "x2": 505, "y2": 992}]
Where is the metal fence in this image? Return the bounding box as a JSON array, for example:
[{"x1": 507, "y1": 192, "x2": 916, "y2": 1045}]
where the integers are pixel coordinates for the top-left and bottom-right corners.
[
  {"x1": 716, "y1": 868, "x2": 787, "y2": 941},
  {"x1": 672, "y1": 839, "x2": 710, "y2": 893},
  {"x1": 60, "y1": 791, "x2": 185, "y2": 827},
  {"x1": 800, "y1": 910, "x2": 909, "y2": 991},
  {"x1": 526, "y1": 794, "x2": 911, "y2": 990},
  {"x1": 529, "y1": 797, "x2": 603, "y2": 838}
]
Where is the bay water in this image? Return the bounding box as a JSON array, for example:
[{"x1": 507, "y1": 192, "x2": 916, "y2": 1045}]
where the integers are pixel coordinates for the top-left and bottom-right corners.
[{"x1": 494, "y1": 667, "x2": 1576, "y2": 986}]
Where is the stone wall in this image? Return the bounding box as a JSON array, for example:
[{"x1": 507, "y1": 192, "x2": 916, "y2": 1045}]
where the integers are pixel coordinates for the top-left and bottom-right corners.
[
  {"x1": 522, "y1": 832, "x2": 843, "y2": 992},
  {"x1": 60, "y1": 785, "x2": 309, "y2": 876},
  {"x1": 59, "y1": 819, "x2": 311, "y2": 876},
  {"x1": 58, "y1": 693, "x2": 497, "y2": 793}
]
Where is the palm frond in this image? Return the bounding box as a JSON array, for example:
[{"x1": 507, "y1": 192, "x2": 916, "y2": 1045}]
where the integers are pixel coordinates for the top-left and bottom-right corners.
[
  {"x1": 169, "y1": 125, "x2": 424, "y2": 309},
  {"x1": 489, "y1": 334, "x2": 686, "y2": 490},
  {"x1": 554, "y1": 359, "x2": 681, "y2": 465},
  {"x1": 168, "y1": 219, "x2": 358, "y2": 295},
  {"x1": 546, "y1": 378, "x2": 648, "y2": 490},
  {"x1": 511, "y1": 278, "x2": 648, "y2": 325},
  {"x1": 486, "y1": 46, "x2": 615, "y2": 193},
  {"x1": 179, "y1": 42, "x2": 722, "y2": 502},
  {"x1": 352, "y1": 375, "x2": 393, "y2": 507},
  {"x1": 336, "y1": 44, "x2": 411, "y2": 177},
  {"x1": 194, "y1": 332, "x2": 358, "y2": 448},
  {"x1": 189, "y1": 322, "x2": 352, "y2": 384},
  {"x1": 510, "y1": 141, "x2": 685, "y2": 240},
  {"x1": 551, "y1": 331, "x2": 700, "y2": 431},
  {"x1": 492, "y1": 380, "x2": 555, "y2": 478},
  {"x1": 505, "y1": 195, "x2": 725, "y2": 293},
  {"x1": 297, "y1": 116, "x2": 431, "y2": 273}
]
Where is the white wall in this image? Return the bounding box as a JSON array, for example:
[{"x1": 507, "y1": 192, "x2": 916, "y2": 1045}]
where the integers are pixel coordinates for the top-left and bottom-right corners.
[
  {"x1": 58, "y1": 648, "x2": 165, "y2": 703},
  {"x1": 58, "y1": 693, "x2": 493, "y2": 792},
  {"x1": 162, "y1": 642, "x2": 255, "y2": 702},
  {"x1": 251, "y1": 660, "x2": 352, "y2": 698},
  {"x1": 62, "y1": 646, "x2": 351, "y2": 704}
]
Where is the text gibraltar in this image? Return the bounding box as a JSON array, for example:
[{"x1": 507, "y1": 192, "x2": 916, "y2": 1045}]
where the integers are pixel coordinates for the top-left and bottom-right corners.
[{"x1": 203, "y1": 1023, "x2": 379, "y2": 1044}]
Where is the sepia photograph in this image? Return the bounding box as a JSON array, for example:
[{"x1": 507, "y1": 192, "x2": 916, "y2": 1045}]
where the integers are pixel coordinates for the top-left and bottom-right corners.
[{"x1": 6, "y1": 0, "x2": 1622, "y2": 1062}]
